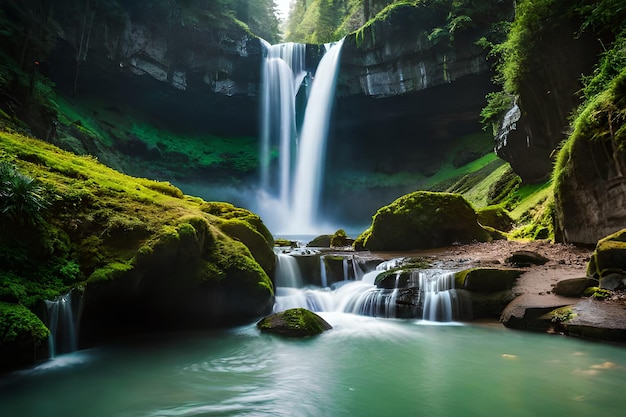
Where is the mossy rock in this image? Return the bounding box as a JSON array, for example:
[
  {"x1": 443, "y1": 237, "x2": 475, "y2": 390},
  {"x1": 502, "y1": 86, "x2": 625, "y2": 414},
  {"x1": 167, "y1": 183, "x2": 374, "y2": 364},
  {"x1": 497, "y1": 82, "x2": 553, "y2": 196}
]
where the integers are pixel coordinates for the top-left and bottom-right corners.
[
  {"x1": 477, "y1": 206, "x2": 514, "y2": 232},
  {"x1": 0, "y1": 302, "x2": 49, "y2": 372},
  {"x1": 354, "y1": 191, "x2": 490, "y2": 251},
  {"x1": 257, "y1": 308, "x2": 332, "y2": 337},
  {"x1": 455, "y1": 268, "x2": 522, "y2": 292},
  {"x1": 330, "y1": 229, "x2": 354, "y2": 247},
  {"x1": 587, "y1": 229, "x2": 626, "y2": 279},
  {"x1": 308, "y1": 234, "x2": 331, "y2": 247},
  {"x1": 219, "y1": 218, "x2": 276, "y2": 275}
]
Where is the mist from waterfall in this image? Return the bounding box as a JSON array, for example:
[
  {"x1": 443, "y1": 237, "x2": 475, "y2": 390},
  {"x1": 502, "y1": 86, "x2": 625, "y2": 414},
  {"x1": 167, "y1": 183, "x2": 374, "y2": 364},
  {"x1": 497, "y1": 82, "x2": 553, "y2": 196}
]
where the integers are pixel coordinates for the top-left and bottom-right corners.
[{"x1": 257, "y1": 40, "x2": 344, "y2": 235}]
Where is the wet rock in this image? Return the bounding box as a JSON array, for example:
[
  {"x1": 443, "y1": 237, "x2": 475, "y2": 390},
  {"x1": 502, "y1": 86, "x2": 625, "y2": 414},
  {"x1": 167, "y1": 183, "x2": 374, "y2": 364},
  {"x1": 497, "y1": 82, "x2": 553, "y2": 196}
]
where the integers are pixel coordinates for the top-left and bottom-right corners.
[
  {"x1": 257, "y1": 308, "x2": 332, "y2": 338},
  {"x1": 500, "y1": 294, "x2": 571, "y2": 331},
  {"x1": 553, "y1": 278, "x2": 598, "y2": 297},
  {"x1": 455, "y1": 268, "x2": 522, "y2": 292},
  {"x1": 565, "y1": 299, "x2": 626, "y2": 343}
]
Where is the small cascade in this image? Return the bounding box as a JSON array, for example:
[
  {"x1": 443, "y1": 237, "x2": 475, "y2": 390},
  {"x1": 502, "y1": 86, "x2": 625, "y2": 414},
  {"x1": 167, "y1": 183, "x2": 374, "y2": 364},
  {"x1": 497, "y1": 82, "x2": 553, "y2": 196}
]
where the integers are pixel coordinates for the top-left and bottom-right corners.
[
  {"x1": 319, "y1": 257, "x2": 328, "y2": 288},
  {"x1": 44, "y1": 291, "x2": 80, "y2": 357},
  {"x1": 420, "y1": 271, "x2": 459, "y2": 322},
  {"x1": 275, "y1": 253, "x2": 304, "y2": 288},
  {"x1": 336, "y1": 273, "x2": 400, "y2": 318},
  {"x1": 352, "y1": 255, "x2": 366, "y2": 280},
  {"x1": 342, "y1": 258, "x2": 349, "y2": 281}
]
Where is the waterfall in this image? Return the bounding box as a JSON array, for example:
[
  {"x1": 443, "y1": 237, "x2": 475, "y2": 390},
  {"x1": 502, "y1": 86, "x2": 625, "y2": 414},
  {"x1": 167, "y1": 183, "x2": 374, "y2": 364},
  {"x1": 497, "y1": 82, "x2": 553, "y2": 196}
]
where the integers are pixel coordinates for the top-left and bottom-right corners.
[
  {"x1": 419, "y1": 270, "x2": 459, "y2": 322},
  {"x1": 273, "y1": 260, "x2": 468, "y2": 322},
  {"x1": 275, "y1": 253, "x2": 304, "y2": 288},
  {"x1": 288, "y1": 39, "x2": 344, "y2": 233},
  {"x1": 44, "y1": 291, "x2": 79, "y2": 357},
  {"x1": 257, "y1": 39, "x2": 344, "y2": 234},
  {"x1": 259, "y1": 41, "x2": 306, "y2": 202}
]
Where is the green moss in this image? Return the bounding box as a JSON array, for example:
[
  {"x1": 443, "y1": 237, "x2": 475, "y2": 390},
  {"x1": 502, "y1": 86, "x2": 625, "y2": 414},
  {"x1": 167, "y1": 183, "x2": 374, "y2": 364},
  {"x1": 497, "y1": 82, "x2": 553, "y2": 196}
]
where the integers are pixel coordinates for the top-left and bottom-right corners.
[
  {"x1": 0, "y1": 302, "x2": 49, "y2": 345},
  {"x1": 355, "y1": 191, "x2": 490, "y2": 251},
  {"x1": 477, "y1": 206, "x2": 514, "y2": 232},
  {"x1": 257, "y1": 308, "x2": 332, "y2": 337},
  {"x1": 583, "y1": 286, "x2": 612, "y2": 299},
  {"x1": 88, "y1": 261, "x2": 134, "y2": 283}
]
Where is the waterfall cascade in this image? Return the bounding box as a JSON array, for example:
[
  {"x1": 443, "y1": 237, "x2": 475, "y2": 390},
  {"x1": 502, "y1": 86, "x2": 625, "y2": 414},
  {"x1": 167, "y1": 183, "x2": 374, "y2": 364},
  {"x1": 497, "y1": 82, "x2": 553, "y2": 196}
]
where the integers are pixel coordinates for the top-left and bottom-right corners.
[
  {"x1": 273, "y1": 254, "x2": 469, "y2": 322},
  {"x1": 44, "y1": 291, "x2": 80, "y2": 357},
  {"x1": 257, "y1": 39, "x2": 344, "y2": 234}
]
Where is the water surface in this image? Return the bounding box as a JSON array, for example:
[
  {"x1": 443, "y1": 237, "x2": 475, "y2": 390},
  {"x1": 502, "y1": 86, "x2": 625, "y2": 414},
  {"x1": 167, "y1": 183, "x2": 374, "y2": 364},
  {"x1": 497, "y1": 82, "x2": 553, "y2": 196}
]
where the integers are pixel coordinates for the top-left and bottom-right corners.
[{"x1": 1, "y1": 313, "x2": 625, "y2": 417}]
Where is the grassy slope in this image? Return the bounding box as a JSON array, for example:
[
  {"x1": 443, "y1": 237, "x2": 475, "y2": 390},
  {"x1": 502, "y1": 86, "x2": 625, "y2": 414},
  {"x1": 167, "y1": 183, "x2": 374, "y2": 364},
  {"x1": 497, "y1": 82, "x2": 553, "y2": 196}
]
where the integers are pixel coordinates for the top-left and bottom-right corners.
[{"x1": 55, "y1": 95, "x2": 259, "y2": 179}]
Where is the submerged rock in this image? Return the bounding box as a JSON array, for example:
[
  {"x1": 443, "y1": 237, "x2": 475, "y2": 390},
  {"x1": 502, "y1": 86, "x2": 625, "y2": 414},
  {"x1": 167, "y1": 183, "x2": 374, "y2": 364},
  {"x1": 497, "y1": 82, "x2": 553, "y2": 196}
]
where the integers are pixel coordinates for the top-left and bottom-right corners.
[
  {"x1": 257, "y1": 308, "x2": 332, "y2": 338},
  {"x1": 354, "y1": 191, "x2": 490, "y2": 251}
]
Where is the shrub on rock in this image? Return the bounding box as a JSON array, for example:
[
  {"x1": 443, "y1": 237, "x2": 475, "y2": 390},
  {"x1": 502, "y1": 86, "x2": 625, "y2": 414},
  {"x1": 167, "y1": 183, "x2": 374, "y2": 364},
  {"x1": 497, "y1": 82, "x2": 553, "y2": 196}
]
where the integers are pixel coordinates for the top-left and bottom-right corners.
[{"x1": 354, "y1": 191, "x2": 490, "y2": 251}]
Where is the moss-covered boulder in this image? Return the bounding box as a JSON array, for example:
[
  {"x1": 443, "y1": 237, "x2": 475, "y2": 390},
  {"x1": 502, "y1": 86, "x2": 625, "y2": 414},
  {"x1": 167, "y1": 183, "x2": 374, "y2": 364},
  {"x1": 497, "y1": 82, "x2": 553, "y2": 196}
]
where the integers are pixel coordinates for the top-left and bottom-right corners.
[
  {"x1": 587, "y1": 229, "x2": 626, "y2": 283},
  {"x1": 257, "y1": 308, "x2": 332, "y2": 338},
  {"x1": 0, "y1": 131, "x2": 275, "y2": 349},
  {"x1": 477, "y1": 206, "x2": 514, "y2": 232},
  {"x1": 455, "y1": 268, "x2": 522, "y2": 292},
  {"x1": 354, "y1": 192, "x2": 490, "y2": 251},
  {"x1": 0, "y1": 302, "x2": 49, "y2": 372},
  {"x1": 201, "y1": 202, "x2": 275, "y2": 275}
]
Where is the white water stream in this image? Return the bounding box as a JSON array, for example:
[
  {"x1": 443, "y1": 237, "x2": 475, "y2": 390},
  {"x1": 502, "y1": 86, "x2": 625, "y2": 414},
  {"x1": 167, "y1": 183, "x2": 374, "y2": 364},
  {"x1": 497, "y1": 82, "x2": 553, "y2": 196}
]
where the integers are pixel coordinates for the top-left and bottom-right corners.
[
  {"x1": 273, "y1": 253, "x2": 463, "y2": 322},
  {"x1": 257, "y1": 40, "x2": 344, "y2": 234}
]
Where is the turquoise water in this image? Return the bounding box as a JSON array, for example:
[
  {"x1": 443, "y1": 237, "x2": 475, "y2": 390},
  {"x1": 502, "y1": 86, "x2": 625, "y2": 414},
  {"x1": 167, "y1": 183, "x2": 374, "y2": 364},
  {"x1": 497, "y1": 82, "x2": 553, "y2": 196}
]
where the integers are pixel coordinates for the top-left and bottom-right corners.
[{"x1": 1, "y1": 313, "x2": 625, "y2": 417}]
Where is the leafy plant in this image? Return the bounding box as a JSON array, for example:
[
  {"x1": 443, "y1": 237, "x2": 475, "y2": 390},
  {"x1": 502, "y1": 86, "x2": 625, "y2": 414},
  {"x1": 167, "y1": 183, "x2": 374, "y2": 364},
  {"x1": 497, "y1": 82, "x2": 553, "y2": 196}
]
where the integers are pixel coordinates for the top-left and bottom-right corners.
[{"x1": 0, "y1": 161, "x2": 50, "y2": 227}]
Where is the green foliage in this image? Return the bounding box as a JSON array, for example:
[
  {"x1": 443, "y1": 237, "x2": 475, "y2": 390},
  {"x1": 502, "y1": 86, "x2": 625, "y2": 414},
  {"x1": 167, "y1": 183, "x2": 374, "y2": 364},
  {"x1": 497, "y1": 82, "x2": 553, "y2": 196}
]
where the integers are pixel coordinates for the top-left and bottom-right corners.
[
  {"x1": 480, "y1": 91, "x2": 515, "y2": 135},
  {"x1": 550, "y1": 306, "x2": 576, "y2": 323},
  {"x1": 581, "y1": 33, "x2": 626, "y2": 100},
  {"x1": 0, "y1": 161, "x2": 50, "y2": 227},
  {"x1": 0, "y1": 302, "x2": 49, "y2": 345}
]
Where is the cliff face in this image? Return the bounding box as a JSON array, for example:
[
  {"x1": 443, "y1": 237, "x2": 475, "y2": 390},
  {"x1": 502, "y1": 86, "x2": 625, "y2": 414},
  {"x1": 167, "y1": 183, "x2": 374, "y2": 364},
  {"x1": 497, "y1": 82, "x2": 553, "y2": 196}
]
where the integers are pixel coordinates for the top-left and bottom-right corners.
[
  {"x1": 337, "y1": 4, "x2": 492, "y2": 98},
  {"x1": 494, "y1": 18, "x2": 602, "y2": 183},
  {"x1": 320, "y1": 3, "x2": 512, "y2": 223},
  {"x1": 49, "y1": 2, "x2": 263, "y2": 136},
  {"x1": 554, "y1": 68, "x2": 626, "y2": 245}
]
